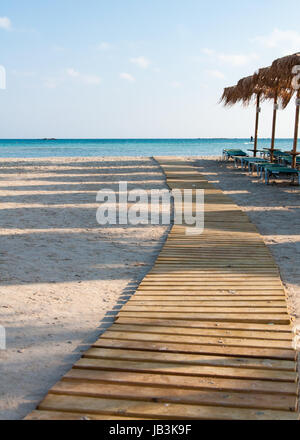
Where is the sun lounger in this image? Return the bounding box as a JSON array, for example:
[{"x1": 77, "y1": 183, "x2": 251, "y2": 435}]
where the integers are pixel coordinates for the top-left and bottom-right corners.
[
  {"x1": 264, "y1": 165, "x2": 300, "y2": 185},
  {"x1": 222, "y1": 149, "x2": 248, "y2": 161},
  {"x1": 278, "y1": 155, "x2": 300, "y2": 168},
  {"x1": 233, "y1": 156, "x2": 249, "y2": 168},
  {"x1": 251, "y1": 161, "x2": 271, "y2": 176},
  {"x1": 261, "y1": 149, "x2": 283, "y2": 161},
  {"x1": 232, "y1": 156, "x2": 265, "y2": 171},
  {"x1": 245, "y1": 158, "x2": 269, "y2": 174},
  {"x1": 222, "y1": 149, "x2": 299, "y2": 185},
  {"x1": 257, "y1": 163, "x2": 283, "y2": 179}
]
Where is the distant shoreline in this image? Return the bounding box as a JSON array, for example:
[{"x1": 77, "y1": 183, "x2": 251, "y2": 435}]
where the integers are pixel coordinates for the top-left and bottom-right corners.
[
  {"x1": 0, "y1": 137, "x2": 296, "y2": 141},
  {"x1": 0, "y1": 138, "x2": 295, "y2": 159}
]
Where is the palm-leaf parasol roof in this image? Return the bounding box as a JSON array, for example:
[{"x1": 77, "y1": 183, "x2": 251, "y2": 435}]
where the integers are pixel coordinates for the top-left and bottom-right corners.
[
  {"x1": 221, "y1": 65, "x2": 295, "y2": 108},
  {"x1": 220, "y1": 85, "x2": 243, "y2": 106},
  {"x1": 270, "y1": 53, "x2": 300, "y2": 80}
]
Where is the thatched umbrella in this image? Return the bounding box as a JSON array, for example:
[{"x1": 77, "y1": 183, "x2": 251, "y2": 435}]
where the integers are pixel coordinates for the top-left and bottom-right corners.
[
  {"x1": 220, "y1": 85, "x2": 243, "y2": 107},
  {"x1": 220, "y1": 56, "x2": 298, "y2": 164},
  {"x1": 221, "y1": 73, "x2": 272, "y2": 157},
  {"x1": 270, "y1": 53, "x2": 300, "y2": 168},
  {"x1": 256, "y1": 66, "x2": 295, "y2": 162},
  {"x1": 271, "y1": 53, "x2": 300, "y2": 77}
]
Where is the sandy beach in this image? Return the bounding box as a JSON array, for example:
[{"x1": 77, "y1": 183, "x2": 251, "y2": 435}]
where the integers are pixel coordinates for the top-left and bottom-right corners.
[
  {"x1": 0, "y1": 157, "x2": 169, "y2": 420},
  {"x1": 0, "y1": 155, "x2": 299, "y2": 420}
]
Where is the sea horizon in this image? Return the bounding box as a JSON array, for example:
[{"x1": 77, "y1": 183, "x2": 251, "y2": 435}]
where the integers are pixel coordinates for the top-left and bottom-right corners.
[
  {"x1": 0, "y1": 137, "x2": 295, "y2": 140},
  {"x1": 0, "y1": 137, "x2": 296, "y2": 158}
]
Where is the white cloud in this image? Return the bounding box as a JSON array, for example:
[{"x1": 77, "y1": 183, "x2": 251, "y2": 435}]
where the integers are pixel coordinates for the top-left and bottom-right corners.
[
  {"x1": 66, "y1": 68, "x2": 80, "y2": 78},
  {"x1": 52, "y1": 45, "x2": 65, "y2": 53},
  {"x1": 130, "y1": 56, "x2": 151, "y2": 69},
  {"x1": 218, "y1": 53, "x2": 258, "y2": 66},
  {"x1": 12, "y1": 69, "x2": 36, "y2": 78},
  {"x1": 0, "y1": 17, "x2": 11, "y2": 30},
  {"x1": 66, "y1": 68, "x2": 101, "y2": 85},
  {"x1": 44, "y1": 77, "x2": 62, "y2": 89},
  {"x1": 81, "y1": 74, "x2": 102, "y2": 85},
  {"x1": 98, "y1": 42, "x2": 111, "y2": 51},
  {"x1": 170, "y1": 81, "x2": 181, "y2": 88},
  {"x1": 120, "y1": 72, "x2": 135, "y2": 82},
  {"x1": 202, "y1": 48, "x2": 215, "y2": 56},
  {"x1": 253, "y1": 29, "x2": 300, "y2": 54},
  {"x1": 44, "y1": 69, "x2": 102, "y2": 89},
  {"x1": 208, "y1": 70, "x2": 225, "y2": 79},
  {"x1": 202, "y1": 48, "x2": 258, "y2": 66}
]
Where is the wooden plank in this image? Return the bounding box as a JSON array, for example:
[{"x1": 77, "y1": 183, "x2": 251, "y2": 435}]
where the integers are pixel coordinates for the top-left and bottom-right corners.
[
  {"x1": 144, "y1": 275, "x2": 279, "y2": 278},
  {"x1": 140, "y1": 281, "x2": 282, "y2": 286},
  {"x1": 66, "y1": 368, "x2": 299, "y2": 396},
  {"x1": 117, "y1": 311, "x2": 291, "y2": 325},
  {"x1": 134, "y1": 291, "x2": 286, "y2": 297},
  {"x1": 127, "y1": 300, "x2": 287, "y2": 308},
  {"x1": 50, "y1": 380, "x2": 298, "y2": 412},
  {"x1": 138, "y1": 287, "x2": 285, "y2": 293},
  {"x1": 85, "y1": 347, "x2": 296, "y2": 371},
  {"x1": 156, "y1": 259, "x2": 276, "y2": 263},
  {"x1": 38, "y1": 394, "x2": 299, "y2": 420},
  {"x1": 121, "y1": 305, "x2": 288, "y2": 314},
  {"x1": 142, "y1": 282, "x2": 282, "y2": 287},
  {"x1": 75, "y1": 357, "x2": 297, "y2": 382},
  {"x1": 158, "y1": 246, "x2": 270, "y2": 250},
  {"x1": 132, "y1": 296, "x2": 287, "y2": 303},
  {"x1": 24, "y1": 410, "x2": 145, "y2": 420},
  {"x1": 158, "y1": 252, "x2": 272, "y2": 257},
  {"x1": 109, "y1": 323, "x2": 293, "y2": 341},
  {"x1": 94, "y1": 338, "x2": 297, "y2": 361},
  {"x1": 149, "y1": 267, "x2": 280, "y2": 271},
  {"x1": 115, "y1": 317, "x2": 293, "y2": 333},
  {"x1": 101, "y1": 329, "x2": 293, "y2": 350},
  {"x1": 144, "y1": 274, "x2": 278, "y2": 276},
  {"x1": 151, "y1": 268, "x2": 277, "y2": 272}
]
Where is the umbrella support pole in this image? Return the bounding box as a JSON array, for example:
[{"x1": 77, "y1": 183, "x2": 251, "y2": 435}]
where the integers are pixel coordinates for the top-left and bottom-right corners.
[
  {"x1": 292, "y1": 93, "x2": 300, "y2": 169},
  {"x1": 270, "y1": 94, "x2": 278, "y2": 163},
  {"x1": 253, "y1": 94, "x2": 260, "y2": 158}
]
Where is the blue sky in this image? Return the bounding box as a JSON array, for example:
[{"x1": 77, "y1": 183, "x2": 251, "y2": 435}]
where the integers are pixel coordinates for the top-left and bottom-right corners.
[{"x1": 0, "y1": 0, "x2": 300, "y2": 138}]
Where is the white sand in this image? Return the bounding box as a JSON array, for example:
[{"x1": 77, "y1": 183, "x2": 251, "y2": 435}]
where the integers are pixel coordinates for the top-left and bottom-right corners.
[
  {"x1": 1, "y1": 155, "x2": 299, "y2": 420},
  {"x1": 0, "y1": 157, "x2": 169, "y2": 420}
]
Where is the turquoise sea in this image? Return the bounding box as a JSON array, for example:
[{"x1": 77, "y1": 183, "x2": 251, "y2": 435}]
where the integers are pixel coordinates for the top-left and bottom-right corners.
[{"x1": 0, "y1": 139, "x2": 296, "y2": 158}]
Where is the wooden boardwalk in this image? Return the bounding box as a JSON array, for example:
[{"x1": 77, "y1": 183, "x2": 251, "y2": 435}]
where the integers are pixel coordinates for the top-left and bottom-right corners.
[{"x1": 26, "y1": 158, "x2": 299, "y2": 420}]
